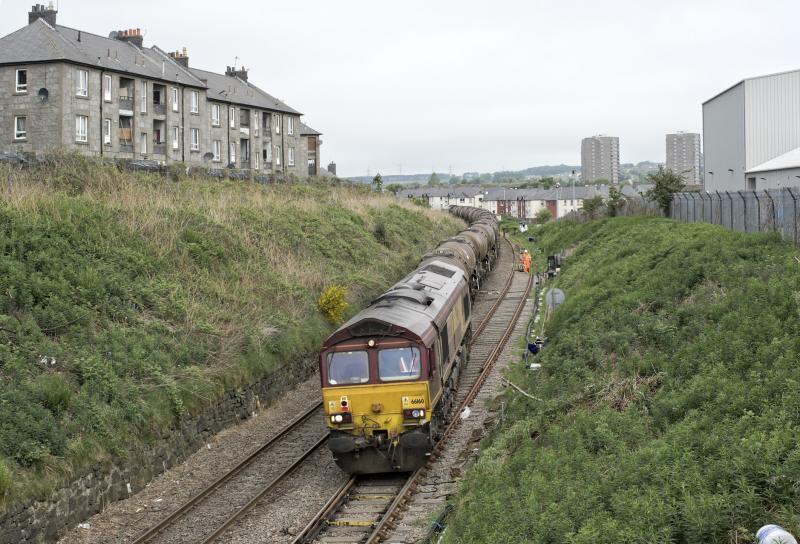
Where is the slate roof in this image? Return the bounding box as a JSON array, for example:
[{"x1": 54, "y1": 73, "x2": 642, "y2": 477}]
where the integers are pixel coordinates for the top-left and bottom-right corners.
[
  {"x1": 300, "y1": 123, "x2": 321, "y2": 136},
  {"x1": 0, "y1": 19, "x2": 205, "y2": 87},
  {"x1": 190, "y1": 67, "x2": 301, "y2": 115}
]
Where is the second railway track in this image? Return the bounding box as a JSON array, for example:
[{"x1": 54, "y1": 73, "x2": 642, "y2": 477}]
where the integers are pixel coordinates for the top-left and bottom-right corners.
[{"x1": 294, "y1": 238, "x2": 534, "y2": 544}]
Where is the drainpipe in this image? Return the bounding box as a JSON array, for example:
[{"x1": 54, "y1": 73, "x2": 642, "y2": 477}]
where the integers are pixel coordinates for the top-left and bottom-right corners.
[
  {"x1": 181, "y1": 88, "x2": 185, "y2": 163},
  {"x1": 281, "y1": 114, "x2": 286, "y2": 174},
  {"x1": 227, "y1": 104, "x2": 231, "y2": 171},
  {"x1": 99, "y1": 69, "x2": 104, "y2": 157}
]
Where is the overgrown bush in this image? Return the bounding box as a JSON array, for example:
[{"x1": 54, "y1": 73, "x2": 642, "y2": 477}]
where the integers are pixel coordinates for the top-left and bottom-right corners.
[
  {"x1": 0, "y1": 459, "x2": 10, "y2": 499},
  {"x1": 319, "y1": 285, "x2": 349, "y2": 324},
  {"x1": 445, "y1": 217, "x2": 800, "y2": 542}
]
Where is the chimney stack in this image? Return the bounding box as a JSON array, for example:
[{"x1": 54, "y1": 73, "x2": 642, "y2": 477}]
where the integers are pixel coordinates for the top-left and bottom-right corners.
[
  {"x1": 115, "y1": 28, "x2": 144, "y2": 48},
  {"x1": 169, "y1": 47, "x2": 189, "y2": 68},
  {"x1": 28, "y1": 3, "x2": 57, "y2": 26},
  {"x1": 225, "y1": 65, "x2": 249, "y2": 82},
  {"x1": 327, "y1": 162, "x2": 337, "y2": 176}
]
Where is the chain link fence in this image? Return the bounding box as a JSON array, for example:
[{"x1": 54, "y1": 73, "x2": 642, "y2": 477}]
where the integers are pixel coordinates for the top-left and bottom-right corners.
[{"x1": 618, "y1": 189, "x2": 800, "y2": 246}]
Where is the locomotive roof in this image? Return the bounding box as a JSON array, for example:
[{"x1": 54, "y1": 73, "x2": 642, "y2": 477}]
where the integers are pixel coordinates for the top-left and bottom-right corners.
[{"x1": 325, "y1": 260, "x2": 467, "y2": 346}]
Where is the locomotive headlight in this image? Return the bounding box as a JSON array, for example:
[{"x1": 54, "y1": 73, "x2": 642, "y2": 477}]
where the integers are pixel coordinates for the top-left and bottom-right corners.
[
  {"x1": 334, "y1": 414, "x2": 344, "y2": 423},
  {"x1": 412, "y1": 410, "x2": 421, "y2": 418}
]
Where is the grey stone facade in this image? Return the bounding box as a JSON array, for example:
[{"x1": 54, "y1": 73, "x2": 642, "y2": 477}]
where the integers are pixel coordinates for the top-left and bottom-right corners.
[
  {"x1": 581, "y1": 135, "x2": 620, "y2": 184},
  {"x1": 666, "y1": 132, "x2": 701, "y2": 184},
  {"x1": 0, "y1": 6, "x2": 314, "y2": 176}
]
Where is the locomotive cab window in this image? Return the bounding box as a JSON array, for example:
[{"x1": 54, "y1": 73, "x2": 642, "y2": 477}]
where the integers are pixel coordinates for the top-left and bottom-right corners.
[
  {"x1": 379, "y1": 347, "x2": 421, "y2": 381},
  {"x1": 327, "y1": 351, "x2": 369, "y2": 385}
]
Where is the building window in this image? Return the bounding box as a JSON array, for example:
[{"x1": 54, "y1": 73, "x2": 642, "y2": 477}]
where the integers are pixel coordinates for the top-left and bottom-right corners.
[
  {"x1": 287, "y1": 117, "x2": 294, "y2": 135},
  {"x1": 229, "y1": 142, "x2": 236, "y2": 164},
  {"x1": 103, "y1": 118, "x2": 111, "y2": 145},
  {"x1": 190, "y1": 128, "x2": 199, "y2": 151},
  {"x1": 172, "y1": 126, "x2": 179, "y2": 150},
  {"x1": 229, "y1": 107, "x2": 235, "y2": 128},
  {"x1": 253, "y1": 114, "x2": 259, "y2": 137},
  {"x1": 76, "y1": 69, "x2": 88, "y2": 97},
  {"x1": 275, "y1": 145, "x2": 281, "y2": 166},
  {"x1": 16, "y1": 69, "x2": 28, "y2": 93},
  {"x1": 140, "y1": 81, "x2": 147, "y2": 113},
  {"x1": 288, "y1": 147, "x2": 295, "y2": 166},
  {"x1": 265, "y1": 145, "x2": 272, "y2": 163},
  {"x1": 75, "y1": 115, "x2": 88, "y2": 142},
  {"x1": 190, "y1": 91, "x2": 199, "y2": 114},
  {"x1": 254, "y1": 151, "x2": 259, "y2": 170},
  {"x1": 171, "y1": 87, "x2": 179, "y2": 112},
  {"x1": 213, "y1": 140, "x2": 221, "y2": 162},
  {"x1": 211, "y1": 104, "x2": 220, "y2": 126},
  {"x1": 103, "y1": 74, "x2": 112, "y2": 101},
  {"x1": 274, "y1": 114, "x2": 280, "y2": 134},
  {"x1": 14, "y1": 116, "x2": 27, "y2": 140},
  {"x1": 140, "y1": 132, "x2": 147, "y2": 154}
]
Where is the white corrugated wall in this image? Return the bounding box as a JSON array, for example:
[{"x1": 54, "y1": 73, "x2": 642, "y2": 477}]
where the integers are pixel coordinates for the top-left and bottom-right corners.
[{"x1": 745, "y1": 70, "x2": 800, "y2": 170}]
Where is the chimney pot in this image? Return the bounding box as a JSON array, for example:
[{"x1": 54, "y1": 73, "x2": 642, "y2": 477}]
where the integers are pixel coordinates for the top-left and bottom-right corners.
[{"x1": 29, "y1": 2, "x2": 57, "y2": 26}]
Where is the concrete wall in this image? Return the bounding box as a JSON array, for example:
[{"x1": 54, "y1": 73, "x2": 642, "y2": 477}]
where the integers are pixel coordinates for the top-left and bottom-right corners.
[
  {"x1": 703, "y1": 81, "x2": 746, "y2": 191},
  {"x1": 0, "y1": 64, "x2": 64, "y2": 154}
]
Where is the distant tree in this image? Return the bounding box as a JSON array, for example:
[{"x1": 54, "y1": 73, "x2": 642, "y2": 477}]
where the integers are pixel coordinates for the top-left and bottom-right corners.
[
  {"x1": 448, "y1": 176, "x2": 461, "y2": 185},
  {"x1": 582, "y1": 195, "x2": 605, "y2": 219},
  {"x1": 385, "y1": 183, "x2": 403, "y2": 195},
  {"x1": 535, "y1": 208, "x2": 552, "y2": 224},
  {"x1": 372, "y1": 173, "x2": 383, "y2": 192},
  {"x1": 645, "y1": 166, "x2": 686, "y2": 215},
  {"x1": 428, "y1": 173, "x2": 441, "y2": 186},
  {"x1": 539, "y1": 177, "x2": 556, "y2": 189},
  {"x1": 606, "y1": 185, "x2": 623, "y2": 217}
]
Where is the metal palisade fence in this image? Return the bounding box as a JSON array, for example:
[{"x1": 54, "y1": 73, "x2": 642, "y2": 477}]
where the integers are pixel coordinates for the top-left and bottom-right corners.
[{"x1": 618, "y1": 189, "x2": 800, "y2": 246}]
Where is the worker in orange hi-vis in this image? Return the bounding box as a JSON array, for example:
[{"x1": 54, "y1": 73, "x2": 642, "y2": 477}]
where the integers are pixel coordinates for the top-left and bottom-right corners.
[{"x1": 522, "y1": 250, "x2": 531, "y2": 273}]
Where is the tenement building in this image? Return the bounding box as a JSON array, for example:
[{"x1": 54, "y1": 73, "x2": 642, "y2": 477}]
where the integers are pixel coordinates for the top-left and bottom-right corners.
[
  {"x1": 0, "y1": 4, "x2": 320, "y2": 176},
  {"x1": 580, "y1": 135, "x2": 620, "y2": 184},
  {"x1": 666, "y1": 132, "x2": 701, "y2": 184}
]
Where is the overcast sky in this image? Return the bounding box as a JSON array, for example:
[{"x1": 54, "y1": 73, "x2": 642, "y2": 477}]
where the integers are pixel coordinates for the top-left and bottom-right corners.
[{"x1": 2, "y1": 0, "x2": 800, "y2": 176}]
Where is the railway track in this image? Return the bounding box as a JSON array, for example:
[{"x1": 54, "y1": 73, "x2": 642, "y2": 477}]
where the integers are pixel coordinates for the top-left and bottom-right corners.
[
  {"x1": 130, "y1": 402, "x2": 327, "y2": 544},
  {"x1": 294, "y1": 238, "x2": 534, "y2": 544}
]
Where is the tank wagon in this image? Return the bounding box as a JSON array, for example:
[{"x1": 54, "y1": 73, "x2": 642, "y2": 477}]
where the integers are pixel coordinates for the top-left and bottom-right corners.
[{"x1": 319, "y1": 205, "x2": 500, "y2": 473}]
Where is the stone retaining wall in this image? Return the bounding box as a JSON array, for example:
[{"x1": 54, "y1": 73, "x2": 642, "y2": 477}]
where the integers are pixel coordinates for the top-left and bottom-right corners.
[{"x1": 0, "y1": 356, "x2": 318, "y2": 544}]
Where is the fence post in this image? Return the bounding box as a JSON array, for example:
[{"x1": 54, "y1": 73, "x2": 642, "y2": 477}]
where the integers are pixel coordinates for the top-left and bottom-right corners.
[
  {"x1": 724, "y1": 191, "x2": 733, "y2": 230},
  {"x1": 738, "y1": 190, "x2": 747, "y2": 233},
  {"x1": 754, "y1": 191, "x2": 762, "y2": 232},
  {"x1": 787, "y1": 188, "x2": 799, "y2": 246}
]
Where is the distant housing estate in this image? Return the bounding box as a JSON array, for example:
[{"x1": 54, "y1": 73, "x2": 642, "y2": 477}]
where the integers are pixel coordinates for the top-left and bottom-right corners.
[
  {"x1": 704, "y1": 68, "x2": 800, "y2": 191},
  {"x1": 0, "y1": 4, "x2": 323, "y2": 176},
  {"x1": 397, "y1": 185, "x2": 649, "y2": 220},
  {"x1": 581, "y1": 135, "x2": 620, "y2": 184}
]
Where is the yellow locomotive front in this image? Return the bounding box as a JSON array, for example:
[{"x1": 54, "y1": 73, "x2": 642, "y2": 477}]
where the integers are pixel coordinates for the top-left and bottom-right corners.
[{"x1": 321, "y1": 339, "x2": 436, "y2": 473}]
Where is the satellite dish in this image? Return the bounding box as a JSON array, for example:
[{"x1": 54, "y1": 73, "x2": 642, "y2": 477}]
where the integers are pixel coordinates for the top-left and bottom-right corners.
[
  {"x1": 37, "y1": 88, "x2": 49, "y2": 102},
  {"x1": 203, "y1": 152, "x2": 214, "y2": 161}
]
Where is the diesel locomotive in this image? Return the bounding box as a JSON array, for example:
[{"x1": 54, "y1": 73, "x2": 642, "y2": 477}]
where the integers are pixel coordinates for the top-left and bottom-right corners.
[{"x1": 319, "y1": 206, "x2": 500, "y2": 473}]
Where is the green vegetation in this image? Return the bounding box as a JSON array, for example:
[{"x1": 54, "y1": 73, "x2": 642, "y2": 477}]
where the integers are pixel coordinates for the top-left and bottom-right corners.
[
  {"x1": 445, "y1": 217, "x2": 800, "y2": 542},
  {"x1": 428, "y1": 172, "x2": 442, "y2": 186},
  {"x1": 0, "y1": 155, "x2": 462, "y2": 512},
  {"x1": 646, "y1": 166, "x2": 686, "y2": 215},
  {"x1": 535, "y1": 208, "x2": 552, "y2": 224},
  {"x1": 372, "y1": 172, "x2": 383, "y2": 193},
  {"x1": 318, "y1": 285, "x2": 349, "y2": 325}
]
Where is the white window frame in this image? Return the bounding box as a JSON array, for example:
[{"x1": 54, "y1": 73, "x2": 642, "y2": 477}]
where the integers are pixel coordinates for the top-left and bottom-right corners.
[
  {"x1": 229, "y1": 107, "x2": 235, "y2": 128},
  {"x1": 103, "y1": 118, "x2": 111, "y2": 144},
  {"x1": 287, "y1": 117, "x2": 294, "y2": 136},
  {"x1": 212, "y1": 140, "x2": 221, "y2": 162},
  {"x1": 288, "y1": 146, "x2": 295, "y2": 166},
  {"x1": 75, "y1": 115, "x2": 88, "y2": 142},
  {"x1": 190, "y1": 91, "x2": 199, "y2": 114},
  {"x1": 253, "y1": 114, "x2": 259, "y2": 137},
  {"x1": 16, "y1": 69, "x2": 28, "y2": 93},
  {"x1": 140, "y1": 132, "x2": 148, "y2": 154},
  {"x1": 211, "y1": 104, "x2": 220, "y2": 126},
  {"x1": 171, "y1": 87, "x2": 179, "y2": 112},
  {"x1": 103, "y1": 74, "x2": 112, "y2": 102},
  {"x1": 76, "y1": 69, "x2": 88, "y2": 97},
  {"x1": 229, "y1": 142, "x2": 236, "y2": 164},
  {"x1": 190, "y1": 128, "x2": 199, "y2": 151},
  {"x1": 265, "y1": 144, "x2": 272, "y2": 163},
  {"x1": 274, "y1": 114, "x2": 280, "y2": 134},
  {"x1": 275, "y1": 145, "x2": 281, "y2": 166},
  {"x1": 14, "y1": 116, "x2": 27, "y2": 140},
  {"x1": 172, "y1": 126, "x2": 180, "y2": 150},
  {"x1": 254, "y1": 151, "x2": 259, "y2": 170},
  {"x1": 140, "y1": 81, "x2": 147, "y2": 113}
]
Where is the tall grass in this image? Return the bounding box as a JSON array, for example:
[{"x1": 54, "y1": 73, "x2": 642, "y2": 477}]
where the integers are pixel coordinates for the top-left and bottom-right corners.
[{"x1": 0, "y1": 154, "x2": 462, "y2": 512}]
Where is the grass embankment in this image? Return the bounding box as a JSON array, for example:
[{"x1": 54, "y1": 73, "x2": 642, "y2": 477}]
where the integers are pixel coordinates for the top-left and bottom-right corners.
[
  {"x1": 0, "y1": 157, "x2": 462, "y2": 511},
  {"x1": 445, "y1": 217, "x2": 800, "y2": 543}
]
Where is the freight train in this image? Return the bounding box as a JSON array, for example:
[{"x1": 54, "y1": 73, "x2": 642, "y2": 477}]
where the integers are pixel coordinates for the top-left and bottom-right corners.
[{"x1": 318, "y1": 206, "x2": 500, "y2": 473}]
